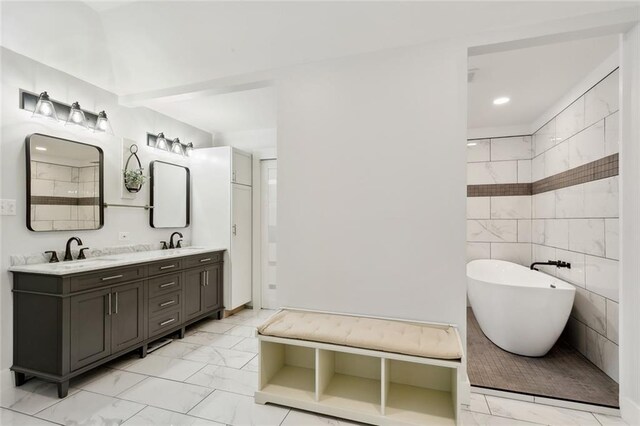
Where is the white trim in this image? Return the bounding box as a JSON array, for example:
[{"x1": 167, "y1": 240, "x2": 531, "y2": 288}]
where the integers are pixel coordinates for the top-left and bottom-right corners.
[{"x1": 467, "y1": 125, "x2": 531, "y2": 140}]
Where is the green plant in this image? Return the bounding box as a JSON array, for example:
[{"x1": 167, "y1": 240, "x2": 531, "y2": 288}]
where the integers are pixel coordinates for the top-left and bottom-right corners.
[{"x1": 123, "y1": 168, "x2": 146, "y2": 188}]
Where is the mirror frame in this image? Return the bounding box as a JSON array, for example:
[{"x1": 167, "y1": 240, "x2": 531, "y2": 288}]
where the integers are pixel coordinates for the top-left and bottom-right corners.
[
  {"x1": 25, "y1": 133, "x2": 105, "y2": 232},
  {"x1": 149, "y1": 160, "x2": 191, "y2": 228}
]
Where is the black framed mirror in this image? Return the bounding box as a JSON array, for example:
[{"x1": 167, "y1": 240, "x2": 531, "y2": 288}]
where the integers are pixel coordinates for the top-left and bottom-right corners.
[
  {"x1": 149, "y1": 161, "x2": 190, "y2": 228},
  {"x1": 26, "y1": 133, "x2": 104, "y2": 231}
]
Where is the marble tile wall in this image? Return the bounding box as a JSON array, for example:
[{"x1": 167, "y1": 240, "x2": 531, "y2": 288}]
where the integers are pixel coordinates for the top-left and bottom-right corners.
[
  {"x1": 30, "y1": 162, "x2": 99, "y2": 231},
  {"x1": 467, "y1": 136, "x2": 532, "y2": 267},
  {"x1": 532, "y1": 69, "x2": 619, "y2": 382}
]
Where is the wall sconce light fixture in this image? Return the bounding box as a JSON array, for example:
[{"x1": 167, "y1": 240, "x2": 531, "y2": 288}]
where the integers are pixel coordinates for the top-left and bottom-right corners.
[
  {"x1": 147, "y1": 132, "x2": 192, "y2": 157},
  {"x1": 20, "y1": 90, "x2": 114, "y2": 134}
]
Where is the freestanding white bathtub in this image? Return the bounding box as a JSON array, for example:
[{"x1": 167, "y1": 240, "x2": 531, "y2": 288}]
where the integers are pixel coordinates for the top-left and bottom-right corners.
[{"x1": 467, "y1": 259, "x2": 575, "y2": 357}]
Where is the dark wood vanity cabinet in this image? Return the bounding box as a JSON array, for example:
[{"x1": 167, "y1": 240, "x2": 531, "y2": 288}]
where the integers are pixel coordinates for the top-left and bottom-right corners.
[{"x1": 11, "y1": 250, "x2": 224, "y2": 398}]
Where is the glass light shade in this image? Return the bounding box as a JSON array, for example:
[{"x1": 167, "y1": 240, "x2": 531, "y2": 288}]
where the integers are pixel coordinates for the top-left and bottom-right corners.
[
  {"x1": 185, "y1": 143, "x2": 194, "y2": 157},
  {"x1": 93, "y1": 111, "x2": 114, "y2": 135},
  {"x1": 156, "y1": 132, "x2": 169, "y2": 151},
  {"x1": 65, "y1": 102, "x2": 89, "y2": 129},
  {"x1": 32, "y1": 91, "x2": 58, "y2": 121},
  {"x1": 171, "y1": 138, "x2": 185, "y2": 155}
]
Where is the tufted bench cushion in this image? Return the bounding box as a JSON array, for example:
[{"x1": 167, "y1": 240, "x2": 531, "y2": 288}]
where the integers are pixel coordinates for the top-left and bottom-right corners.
[{"x1": 258, "y1": 309, "x2": 462, "y2": 360}]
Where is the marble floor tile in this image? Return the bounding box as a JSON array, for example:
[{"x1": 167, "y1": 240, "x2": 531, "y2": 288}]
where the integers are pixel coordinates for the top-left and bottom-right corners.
[
  {"x1": 232, "y1": 337, "x2": 259, "y2": 353},
  {"x1": 182, "y1": 331, "x2": 245, "y2": 348},
  {"x1": 486, "y1": 395, "x2": 601, "y2": 426},
  {"x1": 468, "y1": 393, "x2": 491, "y2": 415},
  {"x1": 80, "y1": 369, "x2": 147, "y2": 397},
  {"x1": 69, "y1": 367, "x2": 111, "y2": 389},
  {"x1": 122, "y1": 406, "x2": 224, "y2": 426},
  {"x1": 35, "y1": 390, "x2": 144, "y2": 426},
  {"x1": 185, "y1": 365, "x2": 257, "y2": 396},
  {"x1": 225, "y1": 325, "x2": 257, "y2": 338},
  {"x1": 281, "y1": 409, "x2": 361, "y2": 425},
  {"x1": 122, "y1": 354, "x2": 207, "y2": 381},
  {"x1": 118, "y1": 377, "x2": 212, "y2": 413},
  {"x1": 232, "y1": 317, "x2": 269, "y2": 327},
  {"x1": 594, "y1": 413, "x2": 629, "y2": 425},
  {"x1": 188, "y1": 390, "x2": 289, "y2": 426},
  {"x1": 149, "y1": 341, "x2": 202, "y2": 359},
  {"x1": 106, "y1": 352, "x2": 144, "y2": 371},
  {"x1": 460, "y1": 410, "x2": 545, "y2": 425},
  {"x1": 0, "y1": 408, "x2": 59, "y2": 426},
  {"x1": 183, "y1": 346, "x2": 256, "y2": 368},
  {"x1": 192, "y1": 321, "x2": 235, "y2": 334},
  {"x1": 241, "y1": 355, "x2": 259, "y2": 372},
  {"x1": 0, "y1": 373, "x2": 79, "y2": 415}
]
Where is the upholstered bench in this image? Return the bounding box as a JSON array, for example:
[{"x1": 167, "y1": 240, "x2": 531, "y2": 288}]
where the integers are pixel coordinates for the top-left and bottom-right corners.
[{"x1": 254, "y1": 309, "x2": 463, "y2": 426}]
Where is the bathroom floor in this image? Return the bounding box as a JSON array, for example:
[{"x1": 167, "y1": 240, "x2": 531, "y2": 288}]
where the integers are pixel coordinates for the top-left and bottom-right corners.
[
  {"x1": 467, "y1": 307, "x2": 619, "y2": 408},
  {"x1": 0, "y1": 308, "x2": 627, "y2": 425}
]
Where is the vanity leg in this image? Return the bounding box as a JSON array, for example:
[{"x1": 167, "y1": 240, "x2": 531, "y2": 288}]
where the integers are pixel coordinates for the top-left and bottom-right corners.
[
  {"x1": 140, "y1": 344, "x2": 148, "y2": 358},
  {"x1": 178, "y1": 327, "x2": 186, "y2": 339},
  {"x1": 216, "y1": 310, "x2": 223, "y2": 320},
  {"x1": 57, "y1": 381, "x2": 69, "y2": 398},
  {"x1": 14, "y1": 372, "x2": 27, "y2": 387}
]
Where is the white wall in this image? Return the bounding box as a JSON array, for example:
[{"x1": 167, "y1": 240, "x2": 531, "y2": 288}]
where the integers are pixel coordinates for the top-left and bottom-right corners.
[
  {"x1": 620, "y1": 23, "x2": 640, "y2": 426},
  {"x1": 0, "y1": 47, "x2": 213, "y2": 370},
  {"x1": 277, "y1": 41, "x2": 467, "y2": 335}
]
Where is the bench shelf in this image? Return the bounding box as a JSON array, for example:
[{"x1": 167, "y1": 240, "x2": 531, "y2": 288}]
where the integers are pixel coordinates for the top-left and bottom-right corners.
[{"x1": 256, "y1": 333, "x2": 461, "y2": 425}]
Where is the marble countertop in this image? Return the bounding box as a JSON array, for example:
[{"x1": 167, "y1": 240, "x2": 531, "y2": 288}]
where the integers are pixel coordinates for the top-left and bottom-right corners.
[{"x1": 9, "y1": 246, "x2": 226, "y2": 276}]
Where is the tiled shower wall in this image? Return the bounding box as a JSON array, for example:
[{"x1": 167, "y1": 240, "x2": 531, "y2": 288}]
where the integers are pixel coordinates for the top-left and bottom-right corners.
[
  {"x1": 30, "y1": 161, "x2": 100, "y2": 231},
  {"x1": 532, "y1": 69, "x2": 619, "y2": 382},
  {"x1": 466, "y1": 69, "x2": 620, "y2": 382}
]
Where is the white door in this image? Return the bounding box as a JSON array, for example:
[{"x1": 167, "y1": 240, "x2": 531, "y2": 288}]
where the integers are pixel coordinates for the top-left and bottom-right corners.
[
  {"x1": 261, "y1": 160, "x2": 278, "y2": 309},
  {"x1": 232, "y1": 150, "x2": 252, "y2": 186},
  {"x1": 230, "y1": 184, "x2": 252, "y2": 309}
]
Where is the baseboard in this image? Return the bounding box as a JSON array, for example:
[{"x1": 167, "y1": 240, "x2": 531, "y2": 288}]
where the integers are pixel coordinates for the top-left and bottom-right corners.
[
  {"x1": 621, "y1": 396, "x2": 640, "y2": 425},
  {"x1": 224, "y1": 305, "x2": 247, "y2": 317}
]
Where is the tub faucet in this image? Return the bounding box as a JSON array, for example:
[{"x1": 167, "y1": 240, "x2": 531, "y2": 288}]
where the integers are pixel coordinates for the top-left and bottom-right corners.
[
  {"x1": 530, "y1": 260, "x2": 571, "y2": 271},
  {"x1": 63, "y1": 237, "x2": 83, "y2": 261}
]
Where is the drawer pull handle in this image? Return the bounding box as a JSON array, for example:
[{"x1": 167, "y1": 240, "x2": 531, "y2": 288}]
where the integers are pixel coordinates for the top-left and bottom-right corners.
[
  {"x1": 199, "y1": 258, "x2": 212, "y2": 262},
  {"x1": 101, "y1": 274, "x2": 123, "y2": 281},
  {"x1": 160, "y1": 265, "x2": 176, "y2": 270},
  {"x1": 160, "y1": 300, "x2": 176, "y2": 307},
  {"x1": 159, "y1": 281, "x2": 176, "y2": 288},
  {"x1": 160, "y1": 318, "x2": 176, "y2": 326}
]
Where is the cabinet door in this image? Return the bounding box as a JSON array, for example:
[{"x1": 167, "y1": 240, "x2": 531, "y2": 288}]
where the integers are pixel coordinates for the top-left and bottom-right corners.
[
  {"x1": 202, "y1": 264, "x2": 222, "y2": 312},
  {"x1": 231, "y1": 184, "x2": 252, "y2": 309},
  {"x1": 184, "y1": 267, "x2": 205, "y2": 321},
  {"x1": 70, "y1": 289, "x2": 111, "y2": 371},
  {"x1": 111, "y1": 281, "x2": 145, "y2": 353},
  {"x1": 232, "y1": 150, "x2": 252, "y2": 186}
]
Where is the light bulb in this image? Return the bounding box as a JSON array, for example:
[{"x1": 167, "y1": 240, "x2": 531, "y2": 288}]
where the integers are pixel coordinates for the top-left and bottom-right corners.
[
  {"x1": 65, "y1": 101, "x2": 89, "y2": 130},
  {"x1": 32, "y1": 91, "x2": 59, "y2": 121},
  {"x1": 171, "y1": 138, "x2": 184, "y2": 155},
  {"x1": 185, "y1": 143, "x2": 194, "y2": 157},
  {"x1": 93, "y1": 111, "x2": 114, "y2": 135},
  {"x1": 155, "y1": 132, "x2": 169, "y2": 151}
]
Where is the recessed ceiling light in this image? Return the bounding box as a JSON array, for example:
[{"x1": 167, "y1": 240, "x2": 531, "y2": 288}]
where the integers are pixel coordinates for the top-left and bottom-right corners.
[
  {"x1": 493, "y1": 97, "x2": 510, "y2": 105},
  {"x1": 35, "y1": 146, "x2": 47, "y2": 151},
  {"x1": 467, "y1": 142, "x2": 477, "y2": 147}
]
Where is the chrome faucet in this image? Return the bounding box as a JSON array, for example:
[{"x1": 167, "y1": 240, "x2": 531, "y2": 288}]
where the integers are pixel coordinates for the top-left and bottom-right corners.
[
  {"x1": 169, "y1": 232, "x2": 183, "y2": 249},
  {"x1": 63, "y1": 237, "x2": 83, "y2": 261}
]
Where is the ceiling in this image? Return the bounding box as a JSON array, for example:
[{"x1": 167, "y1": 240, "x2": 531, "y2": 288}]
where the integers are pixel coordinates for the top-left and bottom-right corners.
[
  {"x1": 468, "y1": 35, "x2": 619, "y2": 130},
  {"x1": 0, "y1": 1, "x2": 635, "y2": 137}
]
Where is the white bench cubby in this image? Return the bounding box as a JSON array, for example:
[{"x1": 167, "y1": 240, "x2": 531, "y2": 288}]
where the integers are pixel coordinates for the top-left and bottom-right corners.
[{"x1": 256, "y1": 335, "x2": 461, "y2": 425}]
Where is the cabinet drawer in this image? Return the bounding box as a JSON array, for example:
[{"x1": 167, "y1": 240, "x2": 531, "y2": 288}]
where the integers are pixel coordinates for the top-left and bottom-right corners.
[
  {"x1": 148, "y1": 310, "x2": 182, "y2": 337},
  {"x1": 148, "y1": 291, "x2": 182, "y2": 316},
  {"x1": 70, "y1": 266, "x2": 146, "y2": 293},
  {"x1": 148, "y1": 273, "x2": 182, "y2": 298},
  {"x1": 148, "y1": 259, "x2": 183, "y2": 276},
  {"x1": 184, "y1": 252, "x2": 222, "y2": 268}
]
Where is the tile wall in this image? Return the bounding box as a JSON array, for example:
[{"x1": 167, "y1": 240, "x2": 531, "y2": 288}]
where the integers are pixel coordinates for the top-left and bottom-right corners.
[
  {"x1": 30, "y1": 161, "x2": 100, "y2": 231},
  {"x1": 467, "y1": 69, "x2": 620, "y2": 381}
]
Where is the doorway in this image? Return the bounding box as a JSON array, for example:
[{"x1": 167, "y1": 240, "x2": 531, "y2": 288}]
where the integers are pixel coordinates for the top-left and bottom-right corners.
[{"x1": 260, "y1": 159, "x2": 278, "y2": 309}]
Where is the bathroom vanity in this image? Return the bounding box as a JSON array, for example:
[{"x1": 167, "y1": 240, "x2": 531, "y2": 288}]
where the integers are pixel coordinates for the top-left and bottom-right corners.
[{"x1": 9, "y1": 247, "x2": 225, "y2": 397}]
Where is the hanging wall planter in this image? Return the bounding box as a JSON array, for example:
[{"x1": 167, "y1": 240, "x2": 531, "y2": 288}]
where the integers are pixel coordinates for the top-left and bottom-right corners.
[{"x1": 123, "y1": 144, "x2": 146, "y2": 193}]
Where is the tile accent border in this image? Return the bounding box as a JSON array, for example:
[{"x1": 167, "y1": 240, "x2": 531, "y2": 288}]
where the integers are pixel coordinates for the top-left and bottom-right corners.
[
  {"x1": 31, "y1": 196, "x2": 100, "y2": 206},
  {"x1": 467, "y1": 154, "x2": 618, "y2": 197},
  {"x1": 532, "y1": 154, "x2": 618, "y2": 195}
]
